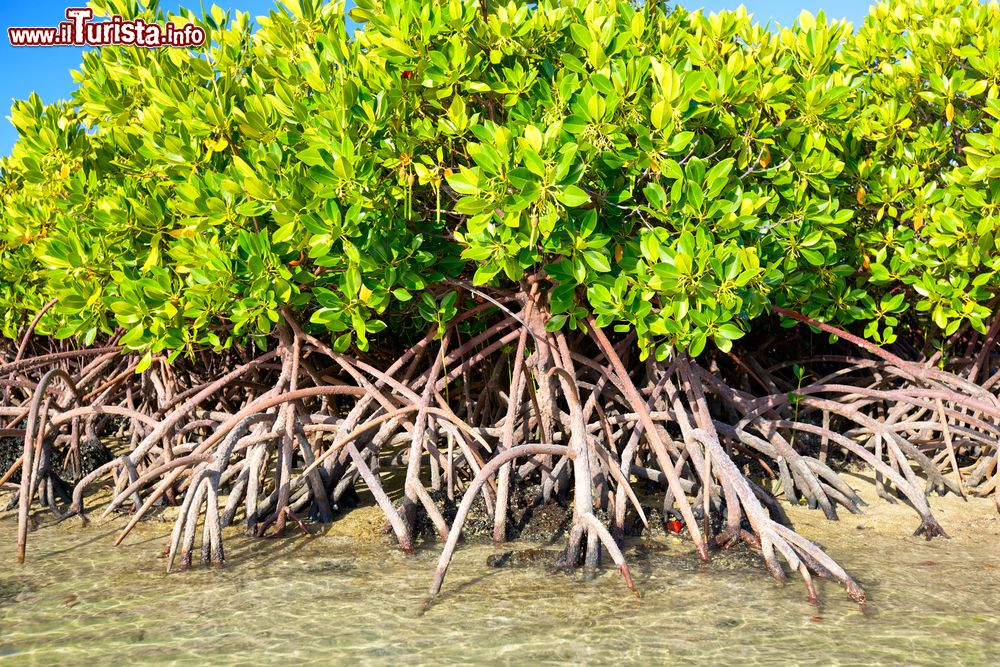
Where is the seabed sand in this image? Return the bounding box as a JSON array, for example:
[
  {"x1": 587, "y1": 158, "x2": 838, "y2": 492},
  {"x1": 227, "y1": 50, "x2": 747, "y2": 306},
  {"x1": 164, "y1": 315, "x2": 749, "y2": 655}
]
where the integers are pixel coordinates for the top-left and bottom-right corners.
[
  {"x1": 785, "y1": 470, "x2": 1000, "y2": 560},
  {"x1": 1, "y1": 474, "x2": 999, "y2": 666}
]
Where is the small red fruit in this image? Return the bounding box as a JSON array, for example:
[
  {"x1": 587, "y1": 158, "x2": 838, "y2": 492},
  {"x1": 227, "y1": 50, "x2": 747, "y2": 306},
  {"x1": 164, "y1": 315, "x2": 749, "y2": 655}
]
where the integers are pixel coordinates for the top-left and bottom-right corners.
[
  {"x1": 666, "y1": 519, "x2": 683, "y2": 534},
  {"x1": 401, "y1": 70, "x2": 414, "y2": 80}
]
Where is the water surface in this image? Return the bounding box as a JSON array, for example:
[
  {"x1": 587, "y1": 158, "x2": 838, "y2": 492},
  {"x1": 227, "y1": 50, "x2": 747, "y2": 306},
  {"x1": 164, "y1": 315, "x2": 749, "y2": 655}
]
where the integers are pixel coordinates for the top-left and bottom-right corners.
[{"x1": 1, "y1": 492, "x2": 999, "y2": 665}]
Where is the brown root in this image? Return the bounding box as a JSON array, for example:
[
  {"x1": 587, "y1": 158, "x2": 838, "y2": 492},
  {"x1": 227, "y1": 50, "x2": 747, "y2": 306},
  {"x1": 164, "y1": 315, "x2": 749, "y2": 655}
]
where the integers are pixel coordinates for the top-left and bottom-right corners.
[{"x1": 4, "y1": 283, "x2": 996, "y2": 613}]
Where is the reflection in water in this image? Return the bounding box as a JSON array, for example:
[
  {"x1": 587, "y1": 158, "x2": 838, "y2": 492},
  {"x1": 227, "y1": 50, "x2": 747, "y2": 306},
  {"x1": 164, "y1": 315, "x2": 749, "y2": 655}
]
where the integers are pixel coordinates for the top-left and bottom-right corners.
[{"x1": 1, "y1": 511, "x2": 999, "y2": 666}]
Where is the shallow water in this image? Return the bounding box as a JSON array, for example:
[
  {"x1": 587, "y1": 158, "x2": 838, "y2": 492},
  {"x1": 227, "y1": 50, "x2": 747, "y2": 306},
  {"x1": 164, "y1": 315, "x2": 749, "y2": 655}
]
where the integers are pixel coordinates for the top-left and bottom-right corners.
[{"x1": 1, "y1": 500, "x2": 999, "y2": 665}]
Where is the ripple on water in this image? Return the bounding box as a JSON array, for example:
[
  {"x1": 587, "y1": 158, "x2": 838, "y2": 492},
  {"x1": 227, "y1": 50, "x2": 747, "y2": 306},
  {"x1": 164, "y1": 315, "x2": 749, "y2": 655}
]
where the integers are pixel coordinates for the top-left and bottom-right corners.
[{"x1": 1, "y1": 511, "x2": 999, "y2": 666}]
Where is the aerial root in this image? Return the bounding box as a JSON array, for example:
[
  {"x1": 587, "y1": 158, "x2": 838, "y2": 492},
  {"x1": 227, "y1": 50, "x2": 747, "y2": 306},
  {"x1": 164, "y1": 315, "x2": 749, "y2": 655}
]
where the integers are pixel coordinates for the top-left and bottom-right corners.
[{"x1": 4, "y1": 294, "x2": 996, "y2": 611}]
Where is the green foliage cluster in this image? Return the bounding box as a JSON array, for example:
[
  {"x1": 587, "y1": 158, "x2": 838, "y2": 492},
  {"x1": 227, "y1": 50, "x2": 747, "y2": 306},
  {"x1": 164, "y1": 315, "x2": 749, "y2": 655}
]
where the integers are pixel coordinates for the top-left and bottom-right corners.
[
  {"x1": 2, "y1": 0, "x2": 999, "y2": 364},
  {"x1": 845, "y1": 1, "x2": 1000, "y2": 345}
]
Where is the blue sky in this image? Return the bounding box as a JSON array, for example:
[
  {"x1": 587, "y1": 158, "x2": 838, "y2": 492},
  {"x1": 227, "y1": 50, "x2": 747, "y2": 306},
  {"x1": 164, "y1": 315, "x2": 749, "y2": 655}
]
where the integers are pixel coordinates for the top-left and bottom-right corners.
[{"x1": 0, "y1": 0, "x2": 875, "y2": 156}]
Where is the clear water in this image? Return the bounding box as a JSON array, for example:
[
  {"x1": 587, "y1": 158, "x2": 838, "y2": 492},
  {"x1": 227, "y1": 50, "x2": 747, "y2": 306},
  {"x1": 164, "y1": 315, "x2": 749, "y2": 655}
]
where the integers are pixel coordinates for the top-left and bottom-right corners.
[{"x1": 1, "y1": 499, "x2": 999, "y2": 666}]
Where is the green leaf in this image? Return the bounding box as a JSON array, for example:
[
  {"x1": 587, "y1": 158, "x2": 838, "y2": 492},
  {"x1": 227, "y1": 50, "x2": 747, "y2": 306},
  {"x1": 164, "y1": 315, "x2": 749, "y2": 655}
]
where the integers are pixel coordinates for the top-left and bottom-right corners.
[
  {"x1": 545, "y1": 313, "x2": 569, "y2": 332},
  {"x1": 522, "y1": 149, "x2": 545, "y2": 177},
  {"x1": 446, "y1": 168, "x2": 480, "y2": 195},
  {"x1": 273, "y1": 221, "x2": 297, "y2": 244},
  {"x1": 688, "y1": 333, "x2": 707, "y2": 357},
  {"x1": 716, "y1": 323, "x2": 745, "y2": 341},
  {"x1": 668, "y1": 132, "x2": 695, "y2": 153},
  {"x1": 555, "y1": 185, "x2": 591, "y2": 207},
  {"x1": 582, "y1": 250, "x2": 611, "y2": 273},
  {"x1": 344, "y1": 267, "x2": 362, "y2": 297},
  {"x1": 135, "y1": 351, "x2": 153, "y2": 374},
  {"x1": 472, "y1": 263, "x2": 501, "y2": 285}
]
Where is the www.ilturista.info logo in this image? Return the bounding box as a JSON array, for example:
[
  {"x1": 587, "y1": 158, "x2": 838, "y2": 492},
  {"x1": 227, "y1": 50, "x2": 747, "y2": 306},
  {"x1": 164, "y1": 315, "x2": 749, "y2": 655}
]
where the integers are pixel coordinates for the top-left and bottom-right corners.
[{"x1": 8, "y1": 8, "x2": 206, "y2": 47}]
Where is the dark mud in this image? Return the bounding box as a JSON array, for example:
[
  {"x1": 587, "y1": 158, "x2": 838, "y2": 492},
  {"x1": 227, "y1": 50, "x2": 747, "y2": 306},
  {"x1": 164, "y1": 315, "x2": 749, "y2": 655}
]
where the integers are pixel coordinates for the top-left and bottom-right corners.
[{"x1": 0, "y1": 436, "x2": 113, "y2": 484}]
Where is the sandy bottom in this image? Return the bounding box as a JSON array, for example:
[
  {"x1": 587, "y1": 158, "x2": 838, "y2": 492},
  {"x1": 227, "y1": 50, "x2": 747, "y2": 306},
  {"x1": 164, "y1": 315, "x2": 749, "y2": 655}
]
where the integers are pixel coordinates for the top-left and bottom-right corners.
[
  {"x1": 1, "y1": 474, "x2": 999, "y2": 665},
  {"x1": 785, "y1": 470, "x2": 1000, "y2": 544}
]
